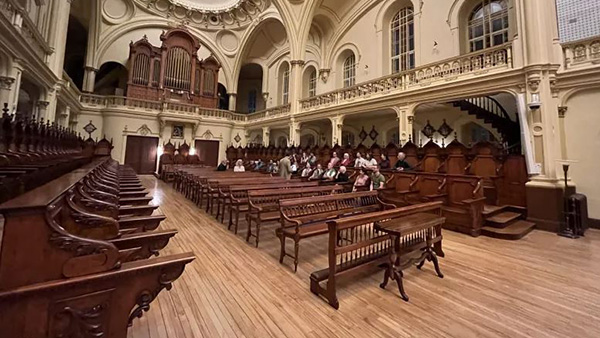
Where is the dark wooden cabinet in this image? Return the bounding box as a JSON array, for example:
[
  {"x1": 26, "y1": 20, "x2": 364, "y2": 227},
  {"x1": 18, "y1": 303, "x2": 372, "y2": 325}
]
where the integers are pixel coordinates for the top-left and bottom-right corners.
[
  {"x1": 195, "y1": 140, "x2": 220, "y2": 166},
  {"x1": 125, "y1": 136, "x2": 159, "y2": 174}
]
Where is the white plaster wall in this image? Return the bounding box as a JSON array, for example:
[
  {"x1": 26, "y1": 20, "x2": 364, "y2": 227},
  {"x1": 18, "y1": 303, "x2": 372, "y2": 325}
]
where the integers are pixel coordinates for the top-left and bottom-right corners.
[{"x1": 563, "y1": 89, "x2": 600, "y2": 218}]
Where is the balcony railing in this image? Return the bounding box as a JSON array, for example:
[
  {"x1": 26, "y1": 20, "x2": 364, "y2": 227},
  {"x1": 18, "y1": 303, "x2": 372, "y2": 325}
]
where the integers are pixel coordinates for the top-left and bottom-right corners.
[
  {"x1": 0, "y1": 0, "x2": 52, "y2": 61},
  {"x1": 300, "y1": 43, "x2": 513, "y2": 111},
  {"x1": 562, "y1": 36, "x2": 600, "y2": 70},
  {"x1": 247, "y1": 104, "x2": 291, "y2": 121},
  {"x1": 80, "y1": 94, "x2": 247, "y2": 122}
]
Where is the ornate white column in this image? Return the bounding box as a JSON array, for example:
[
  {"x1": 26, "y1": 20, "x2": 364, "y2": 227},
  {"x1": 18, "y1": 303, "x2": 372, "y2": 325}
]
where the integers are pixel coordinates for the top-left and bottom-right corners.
[
  {"x1": 228, "y1": 92, "x2": 237, "y2": 111},
  {"x1": 394, "y1": 104, "x2": 416, "y2": 144},
  {"x1": 36, "y1": 100, "x2": 50, "y2": 121},
  {"x1": 329, "y1": 115, "x2": 345, "y2": 146},
  {"x1": 289, "y1": 119, "x2": 301, "y2": 146},
  {"x1": 0, "y1": 76, "x2": 15, "y2": 107},
  {"x1": 82, "y1": 66, "x2": 98, "y2": 93},
  {"x1": 289, "y1": 60, "x2": 305, "y2": 114},
  {"x1": 83, "y1": 0, "x2": 100, "y2": 92},
  {"x1": 262, "y1": 126, "x2": 270, "y2": 147},
  {"x1": 59, "y1": 105, "x2": 71, "y2": 127},
  {"x1": 47, "y1": 0, "x2": 73, "y2": 76},
  {"x1": 8, "y1": 59, "x2": 24, "y2": 113}
]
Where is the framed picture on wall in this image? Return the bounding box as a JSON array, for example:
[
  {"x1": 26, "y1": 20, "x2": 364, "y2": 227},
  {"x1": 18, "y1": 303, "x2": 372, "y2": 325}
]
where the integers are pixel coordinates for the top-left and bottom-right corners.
[{"x1": 172, "y1": 125, "x2": 184, "y2": 139}]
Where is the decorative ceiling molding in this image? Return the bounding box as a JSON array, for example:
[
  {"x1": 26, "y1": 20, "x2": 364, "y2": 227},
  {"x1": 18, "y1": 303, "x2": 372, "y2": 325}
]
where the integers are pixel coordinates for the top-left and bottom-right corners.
[{"x1": 135, "y1": 0, "x2": 267, "y2": 29}]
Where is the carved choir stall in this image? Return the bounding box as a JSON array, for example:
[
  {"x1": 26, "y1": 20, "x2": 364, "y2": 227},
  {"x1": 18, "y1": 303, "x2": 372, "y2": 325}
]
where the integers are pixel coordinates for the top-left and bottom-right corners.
[{"x1": 127, "y1": 28, "x2": 220, "y2": 107}]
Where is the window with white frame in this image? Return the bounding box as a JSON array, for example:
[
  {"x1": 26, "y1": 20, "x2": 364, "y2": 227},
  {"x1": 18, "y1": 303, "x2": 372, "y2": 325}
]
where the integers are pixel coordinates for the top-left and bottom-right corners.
[
  {"x1": 343, "y1": 54, "x2": 356, "y2": 88},
  {"x1": 308, "y1": 70, "x2": 317, "y2": 97},
  {"x1": 391, "y1": 7, "x2": 415, "y2": 73},
  {"x1": 282, "y1": 64, "x2": 290, "y2": 105},
  {"x1": 468, "y1": 0, "x2": 509, "y2": 52}
]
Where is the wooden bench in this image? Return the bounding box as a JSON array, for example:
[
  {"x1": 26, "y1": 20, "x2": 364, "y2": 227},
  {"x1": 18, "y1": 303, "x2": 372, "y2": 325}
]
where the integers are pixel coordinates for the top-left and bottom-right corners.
[
  {"x1": 0, "y1": 157, "x2": 194, "y2": 336},
  {"x1": 310, "y1": 202, "x2": 445, "y2": 309},
  {"x1": 277, "y1": 191, "x2": 396, "y2": 272},
  {"x1": 223, "y1": 181, "x2": 320, "y2": 228},
  {"x1": 246, "y1": 185, "x2": 344, "y2": 247}
]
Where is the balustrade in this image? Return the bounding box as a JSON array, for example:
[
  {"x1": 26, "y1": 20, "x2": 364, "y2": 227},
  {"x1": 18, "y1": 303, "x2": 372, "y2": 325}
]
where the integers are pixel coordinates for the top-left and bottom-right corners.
[
  {"x1": 300, "y1": 44, "x2": 513, "y2": 111},
  {"x1": 563, "y1": 37, "x2": 600, "y2": 69}
]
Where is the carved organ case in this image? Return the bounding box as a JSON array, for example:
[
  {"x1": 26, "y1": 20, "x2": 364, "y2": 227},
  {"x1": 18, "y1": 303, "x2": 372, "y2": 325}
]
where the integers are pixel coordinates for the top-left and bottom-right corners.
[{"x1": 127, "y1": 28, "x2": 220, "y2": 108}]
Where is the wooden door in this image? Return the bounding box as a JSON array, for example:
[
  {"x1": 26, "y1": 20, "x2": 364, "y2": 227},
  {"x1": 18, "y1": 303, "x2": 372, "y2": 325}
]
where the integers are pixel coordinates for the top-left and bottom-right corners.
[
  {"x1": 195, "y1": 140, "x2": 220, "y2": 166},
  {"x1": 124, "y1": 136, "x2": 159, "y2": 174}
]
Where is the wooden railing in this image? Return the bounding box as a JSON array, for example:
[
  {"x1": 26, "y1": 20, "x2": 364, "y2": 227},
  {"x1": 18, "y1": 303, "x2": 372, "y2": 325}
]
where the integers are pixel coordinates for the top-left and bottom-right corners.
[
  {"x1": 80, "y1": 94, "x2": 247, "y2": 122},
  {"x1": 246, "y1": 104, "x2": 291, "y2": 121},
  {"x1": 562, "y1": 36, "x2": 600, "y2": 69},
  {"x1": 300, "y1": 43, "x2": 513, "y2": 111},
  {"x1": 0, "y1": 0, "x2": 52, "y2": 61}
]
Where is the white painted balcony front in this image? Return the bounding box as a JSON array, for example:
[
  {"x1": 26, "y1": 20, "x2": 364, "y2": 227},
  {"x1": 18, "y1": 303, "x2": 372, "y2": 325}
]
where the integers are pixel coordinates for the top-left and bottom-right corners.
[{"x1": 299, "y1": 43, "x2": 513, "y2": 113}]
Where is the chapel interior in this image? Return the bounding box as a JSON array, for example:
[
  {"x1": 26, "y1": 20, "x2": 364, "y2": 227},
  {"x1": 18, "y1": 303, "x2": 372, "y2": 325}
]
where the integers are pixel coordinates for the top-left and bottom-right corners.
[{"x1": 0, "y1": 0, "x2": 599, "y2": 337}]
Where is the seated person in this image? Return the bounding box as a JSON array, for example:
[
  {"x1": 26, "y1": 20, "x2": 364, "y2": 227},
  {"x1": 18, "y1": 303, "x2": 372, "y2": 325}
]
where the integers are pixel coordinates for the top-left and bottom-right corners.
[
  {"x1": 394, "y1": 152, "x2": 411, "y2": 171},
  {"x1": 322, "y1": 162, "x2": 337, "y2": 181},
  {"x1": 266, "y1": 160, "x2": 275, "y2": 173},
  {"x1": 365, "y1": 153, "x2": 378, "y2": 169},
  {"x1": 329, "y1": 152, "x2": 340, "y2": 167},
  {"x1": 272, "y1": 161, "x2": 280, "y2": 174},
  {"x1": 335, "y1": 166, "x2": 349, "y2": 183},
  {"x1": 290, "y1": 162, "x2": 298, "y2": 174},
  {"x1": 254, "y1": 159, "x2": 264, "y2": 170},
  {"x1": 370, "y1": 166, "x2": 386, "y2": 190},
  {"x1": 217, "y1": 160, "x2": 228, "y2": 171},
  {"x1": 308, "y1": 163, "x2": 324, "y2": 180},
  {"x1": 379, "y1": 154, "x2": 390, "y2": 169},
  {"x1": 340, "y1": 153, "x2": 352, "y2": 167},
  {"x1": 233, "y1": 159, "x2": 245, "y2": 172},
  {"x1": 301, "y1": 163, "x2": 312, "y2": 177},
  {"x1": 353, "y1": 168, "x2": 369, "y2": 191},
  {"x1": 354, "y1": 152, "x2": 367, "y2": 168},
  {"x1": 300, "y1": 152, "x2": 309, "y2": 165},
  {"x1": 308, "y1": 152, "x2": 317, "y2": 166}
]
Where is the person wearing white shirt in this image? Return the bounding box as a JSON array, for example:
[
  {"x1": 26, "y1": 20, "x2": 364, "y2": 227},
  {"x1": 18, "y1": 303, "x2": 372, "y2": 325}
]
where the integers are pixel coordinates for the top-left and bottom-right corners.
[
  {"x1": 354, "y1": 152, "x2": 367, "y2": 168},
  {"x1": 233, "y1": 159, "x2": 245, "y2": 172},
  {"x1": 365, "y1": 153, "x2": 378, "y2": 168}
]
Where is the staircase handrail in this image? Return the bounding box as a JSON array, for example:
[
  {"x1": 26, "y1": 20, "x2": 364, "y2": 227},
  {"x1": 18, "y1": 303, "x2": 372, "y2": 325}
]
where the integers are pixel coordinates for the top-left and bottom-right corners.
[{"x1": 464, "y1": 96, "x2": 512, "y2": 122}]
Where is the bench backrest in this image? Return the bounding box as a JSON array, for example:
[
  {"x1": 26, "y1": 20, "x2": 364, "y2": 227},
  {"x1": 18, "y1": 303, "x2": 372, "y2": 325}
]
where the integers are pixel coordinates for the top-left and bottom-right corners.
[
  {"x1": 279, "y1": 191, "x2": 385, "y2": 224},
  {"x1": 324, "y1": 201, "x2": 444, "y2": 279},
  {"x1": 249, "y1": 185, "x2": 344, "y2": 210},
  {"x1": 228, "y1": 181, "x2": 319, "y2": 201}
]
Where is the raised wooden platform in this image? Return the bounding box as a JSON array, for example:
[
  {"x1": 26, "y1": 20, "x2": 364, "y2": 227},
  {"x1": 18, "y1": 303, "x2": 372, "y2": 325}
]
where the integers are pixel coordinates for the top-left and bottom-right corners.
[{"x1": 128, "y1": 176, "x2": 600, "y2": 338}]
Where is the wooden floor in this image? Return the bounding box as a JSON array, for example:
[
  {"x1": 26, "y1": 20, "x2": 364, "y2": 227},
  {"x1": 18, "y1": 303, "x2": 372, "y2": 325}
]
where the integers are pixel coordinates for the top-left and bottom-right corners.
[{"x1": 129, "y1": 177, "x2": 600, "y2": 338}]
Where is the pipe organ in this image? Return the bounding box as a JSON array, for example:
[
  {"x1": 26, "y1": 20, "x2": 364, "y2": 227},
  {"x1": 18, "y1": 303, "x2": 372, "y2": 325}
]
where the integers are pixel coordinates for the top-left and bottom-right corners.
[{"x1": 127, "y1": 28, "x2": 220, "y2": 108}]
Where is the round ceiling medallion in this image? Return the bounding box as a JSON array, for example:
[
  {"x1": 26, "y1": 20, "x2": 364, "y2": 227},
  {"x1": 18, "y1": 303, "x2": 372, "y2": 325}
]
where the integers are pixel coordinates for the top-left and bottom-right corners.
[
  {"x1": 217, "y1": 30, "x2": 239, "y2": 54},
  {"x1": 154, "y1": 0, "x2": 170, "y2": 12},
  {"x1": 102, "y1": 0, "x2": 134, "y2": 24}
]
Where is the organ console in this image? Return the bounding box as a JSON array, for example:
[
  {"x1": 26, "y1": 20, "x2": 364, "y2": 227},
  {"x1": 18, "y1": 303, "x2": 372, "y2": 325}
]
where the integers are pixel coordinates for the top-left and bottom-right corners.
[{"x1": 127, "y1": 27, "x2": 220, "y2": 108}]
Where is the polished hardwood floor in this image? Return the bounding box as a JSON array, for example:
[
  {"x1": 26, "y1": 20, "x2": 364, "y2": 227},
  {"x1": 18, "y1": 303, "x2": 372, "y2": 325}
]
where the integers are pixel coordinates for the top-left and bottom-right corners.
[{"x1": 129, "y1": 176, "x2": 600, "y2": 338}]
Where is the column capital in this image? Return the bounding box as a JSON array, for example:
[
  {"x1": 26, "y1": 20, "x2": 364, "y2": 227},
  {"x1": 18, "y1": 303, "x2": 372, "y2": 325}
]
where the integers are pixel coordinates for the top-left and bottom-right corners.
[
  {"x1": 37, "y1": 100, "x2": 50, "y2": 108},
  {"x1": 84, "y1": 66, "x2": 99, "y2": 72},
  {"x1": 290, "y1": 60, "x2": 305, "y2": 66},
  {"x1": 227, "y1": 92, "x2": 237, "y2": 97},
  {"x1": 558, "y1": 106, "x2": 567, "y2": 118},
  {"x1": 262, "y1": 126, "x2": 270, "y2": 132},
  {"x1": 0, "y1": 76, "x2": 15, "y2": 90},
  {"x1": 319, "y1": 69, "x2": 331, "y2": 83}
]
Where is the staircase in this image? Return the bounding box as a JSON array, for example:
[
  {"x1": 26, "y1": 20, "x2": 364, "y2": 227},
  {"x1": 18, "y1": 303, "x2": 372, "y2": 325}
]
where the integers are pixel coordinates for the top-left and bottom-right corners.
[
  {"x1": 481, "y1": 205, "x2": 535, "y2": 240},
  {"x1": 452, "y1": 97, "x2": 520, "y2": 147}
]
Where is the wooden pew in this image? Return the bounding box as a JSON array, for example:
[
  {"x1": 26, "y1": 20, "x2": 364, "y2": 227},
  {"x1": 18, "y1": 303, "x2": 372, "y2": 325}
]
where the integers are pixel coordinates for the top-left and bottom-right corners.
[
  {"x1": 246, "y1": 185, "x2": 344, "y2": 247},
  {"x1": 310, "y1": 202, "x2": 445, "y2": 309},
  {"x1": 221, "y1": 181, "x2": 320, "y2": 227},
  {"x1": 0, "y1": 157, "x2": 194, "y2": 336},
  {"x1": 277, "y1": 191, "x2": 396, "y2": 272}
]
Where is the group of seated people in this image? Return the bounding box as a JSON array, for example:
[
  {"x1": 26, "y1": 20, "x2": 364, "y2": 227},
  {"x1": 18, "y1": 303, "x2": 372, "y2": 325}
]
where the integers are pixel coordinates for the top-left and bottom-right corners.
[{"x1": 220, "y1": 151, "x2": 412, "y2": 192}]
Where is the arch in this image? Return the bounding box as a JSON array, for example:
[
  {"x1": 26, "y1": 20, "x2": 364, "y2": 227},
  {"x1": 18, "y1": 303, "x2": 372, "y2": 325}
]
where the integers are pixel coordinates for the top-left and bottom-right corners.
[
  {"x1": 302, "y1": 64, "x2": 318, "y2": 98},
  {"x1": 95, "y1": 18, "x2": 232, "y2": 90},
  {"x1": 231, "y1": 13, "x2": 288, "y2": 93},
  {"x1": 237, "y1": 63, "x2": 264, "y2": 113},
  {"x1": 378, "y1": 1, "x2": 416, "y2": 74},
  {"x1": 332, "y1": 43, "x2": 360, "y2": 88},
  {"x1": 94, "y1": 61, "x2": 128, "y2": 95},
  {"x1": 217, "y1": 83, "x2": 229, "y2": 110},
  {"x1": 561, "y1": 85, "x2": 600, "y2": 106},
  {"x1": 278, "y1": 60, "x2": 290, "y2": 105},
  {"x1": 447, "y1": 0, "x2": 515, "y2": 54}
]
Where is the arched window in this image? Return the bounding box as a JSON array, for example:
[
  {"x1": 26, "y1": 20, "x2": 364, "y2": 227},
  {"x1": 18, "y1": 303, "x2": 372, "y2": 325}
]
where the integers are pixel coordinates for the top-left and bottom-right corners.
[
  {"x1": 308, "y1": 70, "x2": 317, "y2": 97},
  {"x1": 468, "y1": 0, "x2": 509, "y2": 52},
  {"x1": 282, "y1": 63, "x2": 290, "y2": 105},
  {"x1": 391, "y1": 7, "x2": 415, "y2": 73},
  {"x1": 248, "y1": 89, "x2": 257, "y2": 113},
  {"x1": 343, "y1": 54, "x2": 356, "y2": 88}
]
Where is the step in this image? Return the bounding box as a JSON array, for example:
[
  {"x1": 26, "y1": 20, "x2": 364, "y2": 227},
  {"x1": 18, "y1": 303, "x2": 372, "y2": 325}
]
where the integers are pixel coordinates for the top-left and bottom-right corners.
[
  {"x1": 482, "y1": 204, "x2": 504, "y2": 216},
  {"x1": 486, "y1": 211, "x2": 521, "y2": 227},
  {"x1": 481, "y1": 220, "x2": 536, "y2": 240}
]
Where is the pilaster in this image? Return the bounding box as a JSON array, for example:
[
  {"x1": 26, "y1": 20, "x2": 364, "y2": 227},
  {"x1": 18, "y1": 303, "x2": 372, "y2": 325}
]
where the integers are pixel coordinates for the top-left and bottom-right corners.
[
  {"x1": 289, "y1": 60, "x2": 305, "y2": 115},
  {"x1": 329, "y1": 115, "x2": 345, "y2": 146},
  {"x1": 82, "y1": 66, "x2": 98, "y2": 93},
  {"x1": 262, "y1": 126, "x2": 270, "y2": 147},
  {"x1": 228, "y1": 93, "x2": 237, "y2": 111},
  {"x1": 289, "y1": 119, "x2": 301, "y2": 146},
  {"x1": 0, "y1": 76, "x2": 15, "y2": 107}
]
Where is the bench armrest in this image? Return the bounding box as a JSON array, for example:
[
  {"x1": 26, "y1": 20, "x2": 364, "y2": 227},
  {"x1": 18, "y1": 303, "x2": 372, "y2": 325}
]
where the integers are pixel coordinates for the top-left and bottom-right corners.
[{"x1": 463, "y1": 197, "x2": 487, "y2": 205}]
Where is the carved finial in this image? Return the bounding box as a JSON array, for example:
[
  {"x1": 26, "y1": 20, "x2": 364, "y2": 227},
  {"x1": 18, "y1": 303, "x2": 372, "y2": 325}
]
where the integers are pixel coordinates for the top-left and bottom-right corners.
[
  {"x1": 454, "y1": 131, "x2": 458, "y2": 140},
  {"x1": 2, "y1": 103, "x2": 8, "y2": 116},
  {"x1": 441, "y1": 138, "x2": 445, "y2": 147}
]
